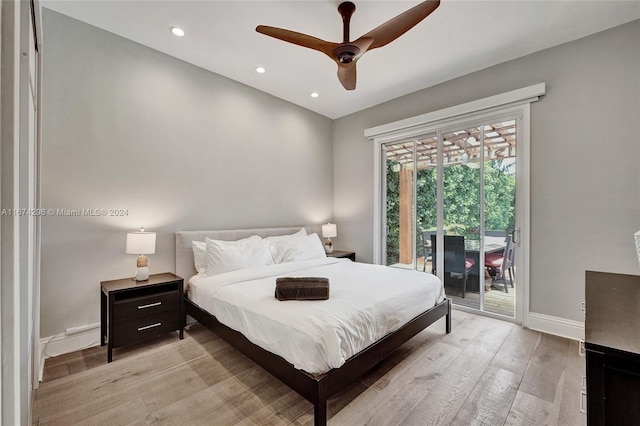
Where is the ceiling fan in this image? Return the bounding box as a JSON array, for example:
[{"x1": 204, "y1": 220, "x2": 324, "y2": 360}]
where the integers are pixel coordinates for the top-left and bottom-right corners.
[{"x1": 256, "y1": 0, "x2": 441, "y2": 90}]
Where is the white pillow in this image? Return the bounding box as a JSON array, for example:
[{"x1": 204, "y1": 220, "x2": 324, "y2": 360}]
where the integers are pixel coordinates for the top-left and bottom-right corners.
[
  {"x1": 264, "y1": 228, "x2": 307, "y2": 264},
  {"x1": 270, "y1": 233, "x2": 327, "y2": 264},
  {"x1": 264, "y1": 228, "x2": 307, "y2": 242},
  {"x1": 192, "y1": 241, "x2": 207, "y2": 274},
  {"x1": 205, "y1": 235, "x2": 272, "y2": 275}
]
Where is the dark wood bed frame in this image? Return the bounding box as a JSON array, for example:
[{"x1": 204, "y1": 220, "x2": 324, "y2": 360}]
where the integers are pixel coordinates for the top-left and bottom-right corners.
[{"x1": 184, "y1": 296, "x2": 451, "y2": 425}]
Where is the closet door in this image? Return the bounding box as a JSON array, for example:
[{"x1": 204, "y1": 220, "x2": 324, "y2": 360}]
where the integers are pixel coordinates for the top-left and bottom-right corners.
[{"x1": 1, "y1": 0, "x2": 42, "y2": 423}]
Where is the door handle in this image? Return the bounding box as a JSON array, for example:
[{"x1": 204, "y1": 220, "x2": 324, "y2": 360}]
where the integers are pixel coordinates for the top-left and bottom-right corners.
[{"x1": 511, "y1": 228, "x2": 520, "y2": 244}]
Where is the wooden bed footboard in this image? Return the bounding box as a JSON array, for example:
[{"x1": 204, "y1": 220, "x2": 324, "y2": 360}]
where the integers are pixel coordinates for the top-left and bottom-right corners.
[{"x1": 184, "y1": 297, "x2": 451, "y2": 426}]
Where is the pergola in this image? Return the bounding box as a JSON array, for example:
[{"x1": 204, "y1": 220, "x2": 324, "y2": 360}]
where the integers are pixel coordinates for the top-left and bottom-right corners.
[
  {"x1": 384, "y1": 121, "x2": 516, "y2": 264},
  {"x1": 385, "y1": 121, "x2": 516, "y2": 168}
]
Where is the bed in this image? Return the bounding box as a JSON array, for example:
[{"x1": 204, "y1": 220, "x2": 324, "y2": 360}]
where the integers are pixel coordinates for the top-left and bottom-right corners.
[{"x1": 176, "y1": 226, "x2": 451, "y2": 425}]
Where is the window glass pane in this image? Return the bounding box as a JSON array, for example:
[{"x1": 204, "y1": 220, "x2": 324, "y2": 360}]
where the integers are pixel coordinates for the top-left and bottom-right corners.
[
  {"x1": 415, "y1": 135, "x2": 438, "y2": 273},
  {"x1": 484, "y1": 119, "x2": 516, "y2": 317},
  {"x1": 440, "y1": 127, "x2": 481, "y2": 311},
  {"x1": 383, "y1": 141, "x2": 415, "y2": 268}
]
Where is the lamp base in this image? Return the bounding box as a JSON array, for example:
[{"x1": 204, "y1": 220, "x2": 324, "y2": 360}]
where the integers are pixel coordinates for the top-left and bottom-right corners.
[
  {"x1": 324, "y1": 238, "x2": 334, "y2": 254},
  {"x1": 134, "y1": 266, "x2": 149, "y2": 281},
  {"x1": 635, "y1": 231, "x2": 640, "y2": 267}
]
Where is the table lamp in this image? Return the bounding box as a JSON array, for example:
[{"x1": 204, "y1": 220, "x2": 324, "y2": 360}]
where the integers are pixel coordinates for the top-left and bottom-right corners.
[
  {"x1": 322, "y1": 223, "x2": 337, "y2": 254},
  {"x1": 126, "y1": 227, "x2": 156, "y2": 281}
]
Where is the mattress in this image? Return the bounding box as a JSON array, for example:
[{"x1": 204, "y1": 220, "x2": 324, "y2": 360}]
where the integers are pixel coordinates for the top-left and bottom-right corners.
[{"x1": 188, "y1": 257, "x2": 444, "y2": 374}]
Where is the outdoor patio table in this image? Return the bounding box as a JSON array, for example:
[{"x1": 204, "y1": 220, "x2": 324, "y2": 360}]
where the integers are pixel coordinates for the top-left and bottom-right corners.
[{"x1": 464, "y1": 236, "x2": 506, "y2": 291}]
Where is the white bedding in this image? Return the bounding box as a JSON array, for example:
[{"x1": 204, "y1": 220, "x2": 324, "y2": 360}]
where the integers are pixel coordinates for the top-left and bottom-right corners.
[{"x1": 188, "y1": 258, "x2": 444, "y2": 374}]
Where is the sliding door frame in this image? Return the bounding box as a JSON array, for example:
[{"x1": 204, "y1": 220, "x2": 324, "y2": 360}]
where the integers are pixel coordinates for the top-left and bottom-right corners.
[{"x1": 368, "y1": 84, "x2": 545, "y2": 326}]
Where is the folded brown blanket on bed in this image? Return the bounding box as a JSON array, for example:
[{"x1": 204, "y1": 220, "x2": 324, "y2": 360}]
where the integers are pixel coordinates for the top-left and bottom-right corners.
[{"x1": 275, "y1": 277, "x2": 330, "y2": 301}]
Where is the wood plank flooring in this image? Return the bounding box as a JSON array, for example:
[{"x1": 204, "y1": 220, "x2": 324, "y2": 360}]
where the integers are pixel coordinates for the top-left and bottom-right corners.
[
  {"x1": 34, "y1": 311, "x2": 586, "y2": 425},
  {"x1": 447, "y1": 289, "x2": 515, "y2": 318}
]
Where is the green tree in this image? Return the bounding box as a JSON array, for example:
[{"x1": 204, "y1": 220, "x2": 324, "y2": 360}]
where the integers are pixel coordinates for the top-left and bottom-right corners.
[
  {"x1": 385, "y1": 160, "x2": 515, "y2": 265},
  {"x1": 385, "y1": 163, "x2": 401, "y2": 264}
]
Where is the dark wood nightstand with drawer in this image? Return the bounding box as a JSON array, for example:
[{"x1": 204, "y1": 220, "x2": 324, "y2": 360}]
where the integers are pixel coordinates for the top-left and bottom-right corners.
[
  {"x1": 327, "y1": 250, "x2": 356, "y2": 261},
  {"x1": 100, "y1": 272, "x2": 184, "y2": 362}
]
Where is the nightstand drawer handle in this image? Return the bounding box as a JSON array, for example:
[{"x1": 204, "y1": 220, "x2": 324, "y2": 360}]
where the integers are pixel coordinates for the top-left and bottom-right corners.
[
  {"x1": 138, "y1": 322, "x2": 162, "y2": 331},
  {"x1": 138, "y1": 302, "x2": 161, "y2": 309}
]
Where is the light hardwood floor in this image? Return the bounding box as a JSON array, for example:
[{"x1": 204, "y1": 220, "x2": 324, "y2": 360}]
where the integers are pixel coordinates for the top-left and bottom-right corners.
[
  {"x1": 34, "y1": 310, "x2": 586, "y2": 425},
  {"x1": 448, "y1": 287, "x2": 515, "y2": 318}
]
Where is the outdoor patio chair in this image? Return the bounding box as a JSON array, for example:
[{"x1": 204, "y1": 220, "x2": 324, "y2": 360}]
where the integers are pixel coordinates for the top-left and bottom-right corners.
[
  {"x1": 421, "y1": 230, "x2": 444, "y2": 272},
  {"x1": 431, "y1": 235, "x2": 474, "y2": 298},
  {"x1": 485, "y1": 234, "x2": 515, "y2": 292}
]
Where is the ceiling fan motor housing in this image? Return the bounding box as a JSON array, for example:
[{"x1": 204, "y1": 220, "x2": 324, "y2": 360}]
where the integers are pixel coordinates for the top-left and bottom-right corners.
[
  {"x1": 334, "y1": 45, "x2": 360, "y2": 63},
  {"x1": 336, "y1": 1, "x2": 358, "y2": 63}
]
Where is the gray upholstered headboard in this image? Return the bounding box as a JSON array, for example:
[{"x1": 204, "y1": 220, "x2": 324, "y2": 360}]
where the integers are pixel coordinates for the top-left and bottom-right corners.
[{"x1": 175, "y1": 226, "x2": 313, "y2": 281}]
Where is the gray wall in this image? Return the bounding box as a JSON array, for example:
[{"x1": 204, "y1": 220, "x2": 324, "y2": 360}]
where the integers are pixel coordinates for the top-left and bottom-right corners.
[
  {"x1": 41, "y1": 8, "x2": 639, "y2": 337},
  {"x1": 40, "y1": 10, "x2": 333, "y2": 337},
  {"x1": 333, "y1": 20, "x2": 640, "y2": 323}
]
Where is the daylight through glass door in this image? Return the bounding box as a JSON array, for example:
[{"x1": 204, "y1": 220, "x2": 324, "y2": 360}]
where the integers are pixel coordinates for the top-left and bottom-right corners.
[{"x1": 383, "y1": 119, "x2": 517, "y2": 319}]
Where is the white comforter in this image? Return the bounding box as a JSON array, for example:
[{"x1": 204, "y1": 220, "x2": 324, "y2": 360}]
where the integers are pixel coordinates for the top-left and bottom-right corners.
[{"x1": 188, "y1": 258, "x2": 444, "y2": 374}]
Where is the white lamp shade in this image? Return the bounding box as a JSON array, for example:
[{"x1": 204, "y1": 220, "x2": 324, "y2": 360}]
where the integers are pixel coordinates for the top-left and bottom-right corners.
[
  {"x1": 126, "y1": 230, "x2": 156, "y2": 255},
  {"x1": 322, "y1": 223, "x2": 337, "y2": 238}
]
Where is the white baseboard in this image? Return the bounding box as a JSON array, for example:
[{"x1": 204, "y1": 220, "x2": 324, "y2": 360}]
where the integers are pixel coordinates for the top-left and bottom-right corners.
[
  {"x1": 39, "y1": 322, "x2": 101, "y2": 378},
  {"x1": 527, "y1": 312, "x2": 584, "y2": 341}
]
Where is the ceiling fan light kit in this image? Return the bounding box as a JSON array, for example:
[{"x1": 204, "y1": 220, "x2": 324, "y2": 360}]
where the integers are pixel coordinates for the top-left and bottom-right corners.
[{"x1": 256, "y1": 0, "x2": 440, "y2": 90}]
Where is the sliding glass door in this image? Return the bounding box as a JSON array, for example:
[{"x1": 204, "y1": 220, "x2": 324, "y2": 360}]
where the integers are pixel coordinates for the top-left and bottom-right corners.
[
  {"x1": 382, "y1": 135, "x2": 437, "y2": 270},
  {"x1": 481, "y1": 119, "x2": 517, "y2": 317},
  {"x1": 440, "y1": 126, "x2": 482, "y2": 311},
  {"x1": 382, "y1": 117, "x2": 519, "y2": 319}
]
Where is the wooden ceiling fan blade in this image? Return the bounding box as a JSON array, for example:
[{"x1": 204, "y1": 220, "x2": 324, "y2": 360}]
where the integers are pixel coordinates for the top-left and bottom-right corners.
[
  {"x1": 256, "y1": 25, "x2": 337, "y2": 58},
  {"x1": 337, "y1": 62, "x2": 357, "y2": 90},
  {"x1": 358, "y1": 0, "x2": 440, "y2": 50},
  {"x1": 352, "y1": 37, "x2": 374, "y2": 58}
]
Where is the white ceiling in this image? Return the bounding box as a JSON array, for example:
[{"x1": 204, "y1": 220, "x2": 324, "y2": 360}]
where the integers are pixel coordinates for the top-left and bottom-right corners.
[{"x1": 42, "y1": 0, "x2": 640, "y2": 119}]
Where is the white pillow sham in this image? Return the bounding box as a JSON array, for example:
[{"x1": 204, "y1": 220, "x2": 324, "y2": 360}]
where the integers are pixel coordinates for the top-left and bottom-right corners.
[
  {"x1": 270, "y1": 233, "x2": 327, "y2": 264},
  {"x1": 264, "y1": 227, "x2": 307, "y2": 242},
  {"x1": 205, "y1": 235, "x2": 273, "y2": 275},
  {"x1": 193, "y1": 229, "x2": 310, "y2": 275},
  {"x1": 192, "y1": 241, "x2": 207, "y2": 274}
]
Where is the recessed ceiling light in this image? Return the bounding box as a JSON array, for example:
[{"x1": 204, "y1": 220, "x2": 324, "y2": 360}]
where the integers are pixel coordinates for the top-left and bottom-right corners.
[
  {"x1": 256, "y1": 67, "x2": 266, "y2": 74},
  {"x1": 311, "y1": 92, "x2": 319, "y2": 98},
  {"x1": 170, "y1": 27, "x2": 185, "y2": 37}
]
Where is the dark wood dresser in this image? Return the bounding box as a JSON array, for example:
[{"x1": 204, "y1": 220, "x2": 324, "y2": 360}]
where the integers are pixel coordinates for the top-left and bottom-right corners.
[
  {"x1": 101, "y1": 272, "x2": 184, "y2": 362},
  {"x1": 585, "y1": 271, "x2": 640, "y2": 425}
]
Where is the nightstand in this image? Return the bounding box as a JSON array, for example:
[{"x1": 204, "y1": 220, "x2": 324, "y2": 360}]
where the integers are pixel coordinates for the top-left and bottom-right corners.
[
  {"x1": 327, "y1": 250, "x2": 356, "y2": 261},
  {"x1": 100, "y1": 272, "x2": 184, "y2": 362}
]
